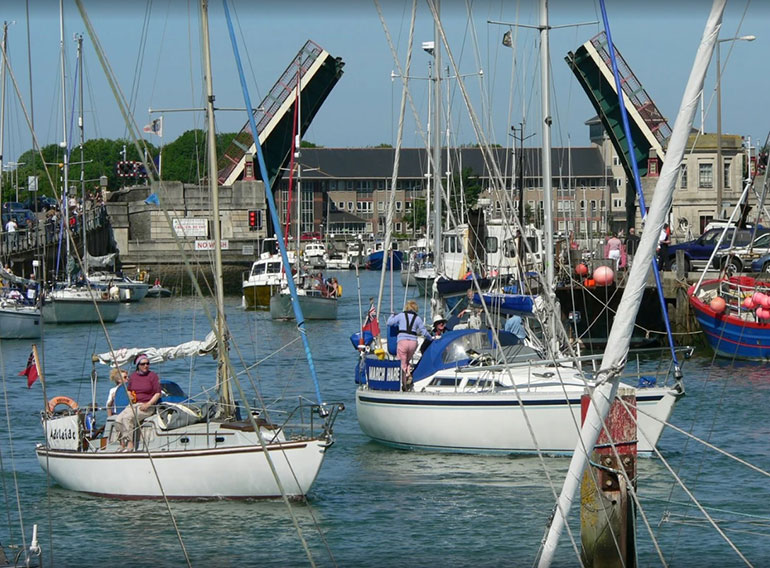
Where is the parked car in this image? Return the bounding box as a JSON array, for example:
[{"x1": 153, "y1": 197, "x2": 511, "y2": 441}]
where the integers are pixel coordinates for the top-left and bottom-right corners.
[
  {"x1": 2, "y1": 209, "x2": 36, "y2": 229},
  {"x1": 1, "y1": 201, "x2": 26, "y2": 212},
  {"x1": 714, "y1": 231, "x2": 770, "y2": 273},
  {"x1": 751, "y1": 252, "x2": 770, "y2": 273},
  {"x1": 300, "y1": 231, "x2": 322, "y2": 242},
  {"x1": 23, "y1": 196, "x2": 58, "y2": 211},
  {"x1": 665, "y1": 227, "x2": 769, "y2": 272}
]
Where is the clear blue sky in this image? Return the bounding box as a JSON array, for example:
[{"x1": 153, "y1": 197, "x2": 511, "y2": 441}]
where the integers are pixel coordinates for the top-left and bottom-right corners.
[{"x1": 1, "y1": 0, "x2": 767, "y2": 165}]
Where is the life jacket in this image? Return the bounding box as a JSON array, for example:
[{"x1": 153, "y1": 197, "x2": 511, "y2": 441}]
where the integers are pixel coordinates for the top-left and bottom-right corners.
[{"x1": 401, "y1": 310, "x2": 419, "y2": 336}]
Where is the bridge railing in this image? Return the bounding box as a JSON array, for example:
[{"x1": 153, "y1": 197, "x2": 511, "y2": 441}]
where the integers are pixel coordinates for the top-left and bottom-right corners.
[{"x1": 0, "y1": 205, "x2": 109, "y2": 259}]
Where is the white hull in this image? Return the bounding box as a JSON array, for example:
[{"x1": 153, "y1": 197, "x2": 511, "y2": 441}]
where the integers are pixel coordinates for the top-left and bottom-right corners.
[
  {"x1": 36, "y1": 418, "x2": 330, "y2": 499},
  {"x1": 0, "y1": 304, "x2": 42, "y2": 339},
  {"x1": 42, "y1": 290, "x2": 120, "y2": 324},
  {"x1": 355, "y1": 384, "x2": 677, "y2": 455},
  {"x1": 88, "y1": 274, "x2": 150, "y2": 302}
]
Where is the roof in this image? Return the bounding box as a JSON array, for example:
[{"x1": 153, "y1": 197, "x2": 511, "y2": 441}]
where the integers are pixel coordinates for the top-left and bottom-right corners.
[{"x1": 298, "y1": 146, "x2": 605, "y2": 181}]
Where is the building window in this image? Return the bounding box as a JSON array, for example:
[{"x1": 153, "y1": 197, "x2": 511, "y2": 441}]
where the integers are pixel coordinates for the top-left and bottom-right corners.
[
  {"x1": 600, "y1": 199, "x2": 606, "y2": 210},
  {"x1": 615, "y1": 177, "x2": 623, "y2": 189},
  {"x1": 648, "y1": 159, "x2": 658, "y2": 176},
  {"x1": 377, "y1": 201, "x2": 384, "y2": 212},
  {"x1": 699, "y1": 163, "x2": 713, "y2": 188},
  {"x1": 613, "y1": 155, "x2": 620, "y2": 166},
  {"x1": 723, "y1": 160, "x2": 730, "y2": 189},
  {"x1": 347, "y1": 181, "x2": 355, "y2": 190},
  {"x1": 395, "y1": 201, "x2": 402, "y2": 212},
  {"x1": 613, "y1": 198, "x2": 623, "y2": 209},
  {"x1": 347, "y1": 201, "x2": 354, "y2": 211},
  {"x1": 338, "y1": 201, "x2": 345, "y2": 210},
  {"x1": 395, "y1": 223, "x2": 402, "y2": 232},
  {"x1": 558, "y1": 220, "x2": 566, "y2": 231},
  {"x1": 680, "y1": 165, "x2": 688, "y2": 189}
]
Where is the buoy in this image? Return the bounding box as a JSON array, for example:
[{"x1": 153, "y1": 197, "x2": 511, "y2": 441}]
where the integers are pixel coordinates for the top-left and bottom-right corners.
[
  {"x1": 709, "y1": 296, "x2": 726, "y2": 313},
  {"x1": 758, "y1": 307, "x2": 770, "y2": 320},
  {"x1": 743, "y1": 297, "x2": 755, "y2": 310},
  {"x1": 593, "y1": 266, "x2": 615, "y2": 286},
  {"x1": 753, "y1": 292, "x2": 766, "y2": 305},
  {"x1": 761, "y1": 295, "x2": 770, "y2": 309},
  {"x1": 575, "y1": 263, "x2": 589, "y2": 276}
]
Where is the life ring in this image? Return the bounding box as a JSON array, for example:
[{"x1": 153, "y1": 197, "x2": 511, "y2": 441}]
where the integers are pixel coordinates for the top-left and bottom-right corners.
[{"x1": 48, "y1": 396, "x2": 79, "y2": 414}]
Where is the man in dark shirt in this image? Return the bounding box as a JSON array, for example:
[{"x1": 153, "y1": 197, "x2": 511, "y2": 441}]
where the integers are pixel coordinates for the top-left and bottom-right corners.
[{"x1": 625, "y1": 226, "x2": 641, "y2": 257}]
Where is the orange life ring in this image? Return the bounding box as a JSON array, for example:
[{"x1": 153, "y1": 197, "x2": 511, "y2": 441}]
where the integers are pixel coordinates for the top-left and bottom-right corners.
[{"x1": 47, "y1": 396, "x2": 79, "y2": 414}]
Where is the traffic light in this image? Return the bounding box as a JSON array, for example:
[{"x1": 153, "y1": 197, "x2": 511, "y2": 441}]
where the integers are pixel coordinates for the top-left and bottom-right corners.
[{"x1": 248, "y1": 210, "x2": 260, "y2": 231}]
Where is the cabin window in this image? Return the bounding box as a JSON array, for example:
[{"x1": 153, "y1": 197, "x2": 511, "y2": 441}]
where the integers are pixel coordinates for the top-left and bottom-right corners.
[
  {"x1": 699, "y1": 163, "x2": 713, "y2": 188},
  {"x1": 486, "y1": 236, "x2": 498, "y2": 253}
]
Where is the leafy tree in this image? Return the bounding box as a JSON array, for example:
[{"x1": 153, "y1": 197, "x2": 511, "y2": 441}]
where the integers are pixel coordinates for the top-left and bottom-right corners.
[
  {"x1": 300, "y1": 140, "x2": 322, "y2": 148},
  {"x1": 448, "y1": 167, "x2": 483, "y2": 219},
  {"x1": 403, "y1": 196, "x2": 427, "y2": 233}
]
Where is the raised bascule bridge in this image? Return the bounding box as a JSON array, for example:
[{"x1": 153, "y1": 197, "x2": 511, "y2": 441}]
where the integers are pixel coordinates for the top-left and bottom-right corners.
[{"x1": 566, "y1": 31, "x2": 672, "y2": 228}]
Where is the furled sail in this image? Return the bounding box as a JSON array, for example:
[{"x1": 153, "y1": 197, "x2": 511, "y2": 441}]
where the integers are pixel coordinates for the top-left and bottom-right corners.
[{"x1": 93, "y1": 330, "x2": 218, "y2": 366}]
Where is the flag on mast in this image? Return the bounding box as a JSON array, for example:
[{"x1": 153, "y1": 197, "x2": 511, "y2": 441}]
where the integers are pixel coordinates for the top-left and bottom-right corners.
[
  {"x1": 19, "y1": 350, "x2": 39, "y2": 388},
  {"x1": 143, "y1": 117, "x2": 163, "y2": 137}
]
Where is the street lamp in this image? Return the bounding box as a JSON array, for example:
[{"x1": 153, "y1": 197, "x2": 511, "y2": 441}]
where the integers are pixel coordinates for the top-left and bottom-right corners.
[{"x1": 716, "y1": 34, "x2": 755, "y2": 218}]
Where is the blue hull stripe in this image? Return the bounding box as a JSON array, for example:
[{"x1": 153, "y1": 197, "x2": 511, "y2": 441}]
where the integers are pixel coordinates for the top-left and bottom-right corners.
[{"x1": 358, "y1": 394, "x2": 664, "y2": 407}]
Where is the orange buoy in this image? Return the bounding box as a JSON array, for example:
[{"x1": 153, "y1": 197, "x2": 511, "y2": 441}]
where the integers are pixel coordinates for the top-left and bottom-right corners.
[
  {"x1": 593, "y1": 266, "x2": 615, "y2": 286},
  {"x1": 709, "y1": 296, "x2": 726, "y2": 313}
]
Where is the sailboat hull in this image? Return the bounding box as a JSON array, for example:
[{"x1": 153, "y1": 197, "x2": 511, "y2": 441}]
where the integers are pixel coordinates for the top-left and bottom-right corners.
[
  {"x1": 42, "y1": 295, "x2": 120, "y2": 324},
  {"x1": 355, "y1": 386, "x2": 677, "y2": 455},
  {"x1": 36, "y1": 438, "x2": 328, "y2": 499},
  {"x1": 0, "y1": 305, "x2": 42, "y2": 339},
  {"x1": 269, "y1": 292, "x2": 337, "y2": 320}
]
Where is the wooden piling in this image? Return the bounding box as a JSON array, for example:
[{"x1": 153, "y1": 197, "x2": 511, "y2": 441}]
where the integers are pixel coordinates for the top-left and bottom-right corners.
[{"x1": 580, "y1": 387, "x2": 637, "y2": 568}]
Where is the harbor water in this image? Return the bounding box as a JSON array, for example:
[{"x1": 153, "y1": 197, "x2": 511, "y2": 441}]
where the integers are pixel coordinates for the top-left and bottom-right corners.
[{"x1": 1, "y1": 270, "x2": 769, "y2": 567}]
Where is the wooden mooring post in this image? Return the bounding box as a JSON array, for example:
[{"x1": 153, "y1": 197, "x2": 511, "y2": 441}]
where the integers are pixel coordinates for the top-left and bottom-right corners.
[{"x1": 580, "y1": 387, "x2": 637, "y2": 568}]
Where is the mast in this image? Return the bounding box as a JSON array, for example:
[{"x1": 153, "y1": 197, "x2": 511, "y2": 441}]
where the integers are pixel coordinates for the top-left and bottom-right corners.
[
  {"x1": 295, "y1": 59, "x2": 301, "y2": 257},
  {"x1": 537, "y1": 2, "x2": 725, "y2": 564},
  {"x1": 539, "y1": 0, "x2": 556, "y2": 355},
  {"x1": 60, "y1": 0, "x2": 71, "y2": 284},
  {"x1": 0, "y1": 22, "x2": 7, "y2": 216},
  {"x1": 76, "y1": 33, "x2": 86, "y2": 274},
  {"x1": 200, "y1": 0, "x2": 233, "y2": 415},
  {"x1": 432, "y1": 0, "x2": 442, "y2": 263}
]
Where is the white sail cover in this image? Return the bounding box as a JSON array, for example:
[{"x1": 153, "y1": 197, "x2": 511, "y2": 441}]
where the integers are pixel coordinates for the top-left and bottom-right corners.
[{"x1": 94, "y1": 330, "x2": 218, "y2": 366}]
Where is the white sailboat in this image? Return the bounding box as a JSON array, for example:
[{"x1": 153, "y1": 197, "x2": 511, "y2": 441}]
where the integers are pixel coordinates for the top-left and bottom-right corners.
[
  {"x1": 35, "y1": 0, "x2": 341, "y2": 499},
  {"x1": 354, "y1": 0, "x2": 685, "y2": 456},
  {"x1": 42, "y1": 16, "x2": 119, "y2": 324}
]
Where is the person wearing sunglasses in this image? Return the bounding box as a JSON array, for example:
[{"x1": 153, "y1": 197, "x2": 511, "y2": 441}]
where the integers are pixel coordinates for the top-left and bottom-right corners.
[{"x1": 113, "y1": 354, "x2": 161, "y2": 451}]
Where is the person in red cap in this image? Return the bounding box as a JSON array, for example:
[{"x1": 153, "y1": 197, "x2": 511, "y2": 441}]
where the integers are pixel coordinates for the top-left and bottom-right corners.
[{"x1": 113, "y1": 354, "x2": 161, "y2": 451}]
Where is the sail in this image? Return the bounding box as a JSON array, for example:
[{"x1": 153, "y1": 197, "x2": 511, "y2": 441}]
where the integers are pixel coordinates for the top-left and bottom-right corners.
[{"x1": 93, "y1": 330, "x2": 218, "y2": 366}]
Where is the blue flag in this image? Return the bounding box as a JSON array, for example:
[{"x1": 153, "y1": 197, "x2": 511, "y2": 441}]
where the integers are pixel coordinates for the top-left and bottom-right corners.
[{"x1": 144, "y1": 193, "x2": 160, "y2": 206}]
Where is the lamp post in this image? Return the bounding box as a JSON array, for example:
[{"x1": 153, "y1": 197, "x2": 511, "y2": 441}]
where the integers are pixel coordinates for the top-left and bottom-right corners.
[{"x1": 716, "y1": 34, "x2": 755, "y2": 218}]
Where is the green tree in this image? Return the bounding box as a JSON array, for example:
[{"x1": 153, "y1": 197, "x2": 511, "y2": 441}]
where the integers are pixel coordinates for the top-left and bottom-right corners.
[
  {"x1": 448, "y1": 167, "x2": 482, "y2": 219},
  {"x1": 403, "y1": 197, "x2": 427, "y2": 233}
]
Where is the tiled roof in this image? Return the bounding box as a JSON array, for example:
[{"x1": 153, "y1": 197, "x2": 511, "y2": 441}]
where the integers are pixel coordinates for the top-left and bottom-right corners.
[{"x1": 297, "y1": 146, "x2": 605, "y2": 180}]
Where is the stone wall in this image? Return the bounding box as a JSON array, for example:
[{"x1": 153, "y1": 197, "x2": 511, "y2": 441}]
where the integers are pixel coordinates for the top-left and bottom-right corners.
[{"x1": 106, "y1": 179, "x2": 269, "y2": 274}]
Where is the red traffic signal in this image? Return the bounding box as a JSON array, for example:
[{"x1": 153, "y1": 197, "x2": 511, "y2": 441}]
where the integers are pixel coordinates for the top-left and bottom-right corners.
[{"x1": 248, "y1": 210, "x2": 260, "y2": 231}]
